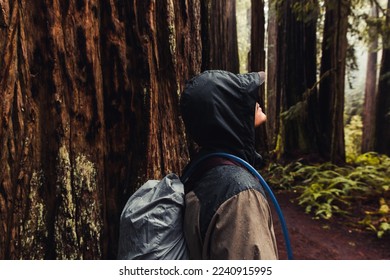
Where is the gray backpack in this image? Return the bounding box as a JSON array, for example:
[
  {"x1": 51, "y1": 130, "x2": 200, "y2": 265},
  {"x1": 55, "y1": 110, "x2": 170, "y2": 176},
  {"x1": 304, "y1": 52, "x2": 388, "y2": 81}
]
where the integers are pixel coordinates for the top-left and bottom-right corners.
[
  {"x1": 117, "y1": 173, "x2": 188, "y2": 259},
  {"x1": 117, "y1": 152, "x2": 293, "y2": 260}
]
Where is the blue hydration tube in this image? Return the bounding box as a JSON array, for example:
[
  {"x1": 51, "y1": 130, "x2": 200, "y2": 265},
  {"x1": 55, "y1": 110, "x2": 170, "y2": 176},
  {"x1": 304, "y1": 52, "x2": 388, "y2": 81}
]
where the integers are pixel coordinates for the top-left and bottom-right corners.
[{"x1": 182, "y1": 152, "x2": 294, "y2": 260}]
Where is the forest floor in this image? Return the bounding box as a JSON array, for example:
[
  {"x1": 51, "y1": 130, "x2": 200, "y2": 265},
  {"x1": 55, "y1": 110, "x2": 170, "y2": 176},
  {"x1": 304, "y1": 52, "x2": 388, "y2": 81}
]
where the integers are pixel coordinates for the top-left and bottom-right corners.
[{"x1": 272, "y1": 190, "x2": 390, "y2": 260}]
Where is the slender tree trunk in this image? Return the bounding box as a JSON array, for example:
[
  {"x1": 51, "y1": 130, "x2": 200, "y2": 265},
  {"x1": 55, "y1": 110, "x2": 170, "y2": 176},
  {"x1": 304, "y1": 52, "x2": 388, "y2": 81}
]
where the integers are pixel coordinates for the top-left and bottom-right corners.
[
  {"x1": 250, "y1": 0, "x2": 268, "y2": 156},
  {"x1": 201, "y1": 0, "x2": 239, "y2": 72},
  {"x1": 374, "y1": 0, "x2": 390, "y2": 156},
  {"x1": 266, "y1": 0, "x2": 279, "y2": 152},
  {"x1": 362, "y1": 5, "x2": 379, "y2": 153},
  {"x1": 0, "y1": 0, "x2": 201, "y2": 260},
  {"x1": 250, "y1": 0, "x2": 265, "y2": 78},
  {"x1": 318, "y1": 0, "x2": 350, "y2": 164}
]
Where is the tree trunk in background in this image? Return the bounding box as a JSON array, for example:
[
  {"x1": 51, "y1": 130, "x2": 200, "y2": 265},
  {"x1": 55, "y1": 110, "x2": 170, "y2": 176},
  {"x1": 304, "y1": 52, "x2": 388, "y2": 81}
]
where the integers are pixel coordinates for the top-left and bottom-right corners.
[
  {"x1": 266, "y1": 0, "x2": 279, "y2": 153},
  {"x1": 318, "y1": 0, "x2": 350, "y2": 164},
  {"x1": 250, "y1": 0, "x2": 268, "y2": 157},
  {"x1": 374, "y1": 0, "x2": 390, "y2": 156},
  {"x1": 274, "y1": 0, "x2": 319, "y2": 161},
  {"x1": 201, "y1": 0, "x2": 239, "y2": 72},
  {"x1": 362, "y1": 5, "x2": 379, "y2": 153},
  {"x1": 0, "y1": 0, "x2": 201, "y2": 260}
]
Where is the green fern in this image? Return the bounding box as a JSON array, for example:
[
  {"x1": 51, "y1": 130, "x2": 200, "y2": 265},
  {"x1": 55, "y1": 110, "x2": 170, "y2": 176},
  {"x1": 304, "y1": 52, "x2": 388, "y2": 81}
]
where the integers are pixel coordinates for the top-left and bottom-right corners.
[{"x1": 265, "y1": 152, "x2": 390, "y2": 237}]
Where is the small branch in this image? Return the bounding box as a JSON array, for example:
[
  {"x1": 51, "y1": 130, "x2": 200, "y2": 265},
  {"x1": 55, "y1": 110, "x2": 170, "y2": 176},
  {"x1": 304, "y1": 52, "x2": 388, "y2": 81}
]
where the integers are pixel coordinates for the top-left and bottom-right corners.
[{"x1": 303, "y1": 68, "x2": 334, "y2": 100}]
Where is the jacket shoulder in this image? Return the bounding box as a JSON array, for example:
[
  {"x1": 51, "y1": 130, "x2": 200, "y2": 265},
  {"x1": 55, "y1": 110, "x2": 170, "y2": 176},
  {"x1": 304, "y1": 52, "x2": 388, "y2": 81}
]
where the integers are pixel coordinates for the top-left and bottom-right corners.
[{"x1": 189, "y1": 164, "x2": 265, "y2": 242}]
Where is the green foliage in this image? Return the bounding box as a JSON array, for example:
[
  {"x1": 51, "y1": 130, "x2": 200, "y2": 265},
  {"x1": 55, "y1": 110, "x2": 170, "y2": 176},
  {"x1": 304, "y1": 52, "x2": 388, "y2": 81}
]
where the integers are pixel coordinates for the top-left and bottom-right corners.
[
  {"x1": 265, "y1": 161, "x2": 308, "y2": 189},
  {"x1": 291, "y1": 0, "x2": 319, "y2": 23},
  {"x1": 294, "y1": 168, "x2": 364, "y2": 219},
  {"x1": 344, "y1": 115, "x2": 363, "y2": 163},
  {"x1": 359, "y1": 197, "x2": 390, "y2": 238},
  {"x1": 296, "y1": 181, "x2": 350, "y2": 219},
  {"x1": 264, "y1": 152, "x2": 390, "y2": 237}
]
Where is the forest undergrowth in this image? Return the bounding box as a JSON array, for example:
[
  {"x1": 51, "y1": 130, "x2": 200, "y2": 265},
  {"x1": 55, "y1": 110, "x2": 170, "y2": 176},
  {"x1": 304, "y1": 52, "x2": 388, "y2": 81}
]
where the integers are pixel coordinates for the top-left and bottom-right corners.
[{"x1": 264, "y1": 152, "x2": 390, "y2": 238}]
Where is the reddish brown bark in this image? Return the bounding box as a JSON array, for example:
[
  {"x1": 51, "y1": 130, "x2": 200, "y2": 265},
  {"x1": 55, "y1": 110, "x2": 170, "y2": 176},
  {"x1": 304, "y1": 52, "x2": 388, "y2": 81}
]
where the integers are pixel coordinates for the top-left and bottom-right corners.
[
  {"x1": 362, "y1": 5, "x2": 379, "y2": 153},
  {"x1": 201, "y1": 0, "x2": 239, "y2": 72},
  {"x1": 0, "y1": 0, "x2": 201, "y2": 259}
]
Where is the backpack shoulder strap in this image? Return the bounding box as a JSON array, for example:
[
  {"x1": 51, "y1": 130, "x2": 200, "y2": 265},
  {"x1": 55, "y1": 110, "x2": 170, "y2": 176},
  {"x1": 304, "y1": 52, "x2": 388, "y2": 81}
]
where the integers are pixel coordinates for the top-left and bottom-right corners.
[{"x1": 183, "y1": 157, "x2": 239, "y2": 194}]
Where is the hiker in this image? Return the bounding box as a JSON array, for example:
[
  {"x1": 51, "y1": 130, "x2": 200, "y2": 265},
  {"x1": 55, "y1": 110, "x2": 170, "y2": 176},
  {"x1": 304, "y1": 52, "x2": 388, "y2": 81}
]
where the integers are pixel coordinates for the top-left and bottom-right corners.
[{"x1": 180, "y1": 70, "x2": 279, "y2": 260}]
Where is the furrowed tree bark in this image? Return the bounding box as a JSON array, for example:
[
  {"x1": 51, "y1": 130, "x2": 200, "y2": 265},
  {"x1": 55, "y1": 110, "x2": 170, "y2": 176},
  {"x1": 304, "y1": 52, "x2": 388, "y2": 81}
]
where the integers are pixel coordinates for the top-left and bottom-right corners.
[
  {"x1": 201, "y1": 0, "x2": 239, "y2": 72},
  {"x1": 0, "y1": 0, "x2": 202, "y2": 259},
  {"x1": 0, "y1": 0, "x2": 106, "y2": 260},
  {"x1": 101, "y1": 0, "x2": 202, "y2": 258},
  {"x1": 318, "y1": 0, "x2": 350, "y2": 164}
]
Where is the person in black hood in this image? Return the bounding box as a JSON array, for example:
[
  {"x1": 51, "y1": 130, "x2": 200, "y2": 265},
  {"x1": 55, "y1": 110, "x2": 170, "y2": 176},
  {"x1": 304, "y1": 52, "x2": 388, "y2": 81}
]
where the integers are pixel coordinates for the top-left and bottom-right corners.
[{"x1": 180, "y1": 70, "x2": 278, "y2": 260}]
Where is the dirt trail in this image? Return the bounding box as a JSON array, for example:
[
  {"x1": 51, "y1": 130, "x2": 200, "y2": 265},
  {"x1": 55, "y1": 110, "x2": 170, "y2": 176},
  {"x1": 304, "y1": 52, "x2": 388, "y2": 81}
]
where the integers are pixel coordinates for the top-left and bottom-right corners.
[{"x1": 272, "y1": 191, "x2": 390, "y2": 260}]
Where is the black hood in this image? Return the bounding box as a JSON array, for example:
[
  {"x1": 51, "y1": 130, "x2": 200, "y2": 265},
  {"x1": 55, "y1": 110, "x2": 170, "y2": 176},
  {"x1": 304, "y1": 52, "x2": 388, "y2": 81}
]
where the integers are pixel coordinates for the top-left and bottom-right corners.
[{"x1": 180, "y1": 70, "x2": 263, "y2": 165}]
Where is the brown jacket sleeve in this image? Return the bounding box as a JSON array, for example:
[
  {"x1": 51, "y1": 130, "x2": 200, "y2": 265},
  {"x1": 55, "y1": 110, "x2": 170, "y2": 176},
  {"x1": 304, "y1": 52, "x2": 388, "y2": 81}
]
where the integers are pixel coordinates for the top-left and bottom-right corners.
[{"x1": 204, "y1": 189, "x2": 279, "y2": 260}]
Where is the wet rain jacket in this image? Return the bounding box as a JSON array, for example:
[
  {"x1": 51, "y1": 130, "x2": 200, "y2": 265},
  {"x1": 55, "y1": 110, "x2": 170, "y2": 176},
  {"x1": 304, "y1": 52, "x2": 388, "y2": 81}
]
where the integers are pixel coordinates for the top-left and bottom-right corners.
[{"x1": 180, "y1": 70, "x2": 278, "y2": 260}]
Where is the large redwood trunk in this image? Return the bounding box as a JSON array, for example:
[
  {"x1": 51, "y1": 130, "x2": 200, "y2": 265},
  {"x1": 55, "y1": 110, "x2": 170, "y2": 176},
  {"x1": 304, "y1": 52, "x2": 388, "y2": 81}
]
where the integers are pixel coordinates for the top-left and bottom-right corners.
[{"x1": 0, "y1": 0, "x2": 201, "y2": 259}]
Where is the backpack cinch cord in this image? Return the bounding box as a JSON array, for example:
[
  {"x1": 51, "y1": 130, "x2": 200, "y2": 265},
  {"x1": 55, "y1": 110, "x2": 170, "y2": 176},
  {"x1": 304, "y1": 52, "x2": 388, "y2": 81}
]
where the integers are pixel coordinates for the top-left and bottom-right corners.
[{"x1": 182, "y1": 152, "x2": 294, "y2": 260}]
